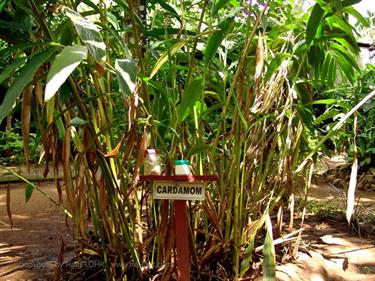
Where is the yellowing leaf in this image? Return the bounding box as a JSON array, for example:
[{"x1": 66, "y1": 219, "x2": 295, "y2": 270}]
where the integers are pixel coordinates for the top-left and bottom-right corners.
[{"x1": 150, "y1": 40, "x2": 187, "y2": 78}]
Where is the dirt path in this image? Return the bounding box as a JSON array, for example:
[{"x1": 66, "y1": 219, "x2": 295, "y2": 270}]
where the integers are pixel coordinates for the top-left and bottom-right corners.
[
  {"x1": 0, "y1": 181, "x2": 72, "y2": 281},
  {"x1": 275, "y1": 216, "x2": 375, "y2": 281}
]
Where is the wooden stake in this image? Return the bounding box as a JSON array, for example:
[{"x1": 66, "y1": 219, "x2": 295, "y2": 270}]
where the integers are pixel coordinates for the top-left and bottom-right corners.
[{"x1": 174, "y1": 200, "x2": 190, "y2": 281}]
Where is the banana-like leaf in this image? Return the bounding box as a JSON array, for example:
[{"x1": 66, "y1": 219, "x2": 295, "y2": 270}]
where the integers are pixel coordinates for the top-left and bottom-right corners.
[
  {"x1": 45, "y1": 45, "x2": 88, "y2": 102},
  {"x1": 65, "y1": 8, "x2": 106, "y2": 61},
  {"x1": 263, "y1": 215, "x2": 276, "y2": 280},
  {"x1": 115, "y1": 59, "x2": 137, "y2": 97},
  {"x1": 0, "y1": 48, "x2": 56, "y2": 123},
  {"x1": 179, "y1": 77, "x2": 204, "y2": 122},
  {"x1": 306, "y1": 3, "x2": 325, "y2": 45}
]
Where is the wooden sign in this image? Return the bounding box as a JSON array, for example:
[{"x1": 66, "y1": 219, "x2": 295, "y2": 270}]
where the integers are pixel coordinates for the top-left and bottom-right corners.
[{"x1": 152, "y1": 181, "x2": 205, "y2": 200}]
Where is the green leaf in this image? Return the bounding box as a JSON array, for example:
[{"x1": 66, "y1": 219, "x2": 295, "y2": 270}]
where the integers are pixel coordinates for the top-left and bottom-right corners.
[
  {"x1": 308, "y1": 99, "x2": 338, "y2": 106},
  {"x1": 320, "y1": 53, "x2": 332, "y2": 83},
  {"x1": 146, "y1": 28, "x2": 195, "y2": 38},
  {"x1": 240, "y1": 238, "x2": 255, "y2": 277},
  {"x1": 0, "y1": 42, "x2": 42, "y2": 57},
  {"x1": 306, "y1": 4, "x2": 325, "y2": 45},
  {"x1": 0, "y1": 48, "x2": 56, "y2": 123},
  {"x1": 71, "y1": 117, "x2": 88, "y2": 127},
  {"x1": 326, "y1": 15, "x2": 355, "y2": 39},
  {"x1": 205, "y1": 17, "x2": 235, "y2": 64},
  {"x1": 0, "y1": 0, "x2": 10, "y2": 12},
  {"x1": 0, "y1": 19, "x2": 27, "y2": 30},
  {"x1": 56, "y1": 20, "x2": 75, "y2": 46},
  {"x1": 343, "y1": 6, "x2": 369, "y2": 27},
  {"x1": 0, "y1": 56, "x2": 27, "y2": 85},
  {"x1": 153, "y1": 0, "x2": 180, "y2": 21},
  {"x1": 333, "y1": 37, "x2": 359, "y2": 56},
  {"x1": 240, "y1": 216, "x2": 266, "y2": 277},
  {"x1": 25, "y1": 183, "x2": 34, "y2": 203},
  {"x1": 331, "y1": 42, "x2": 359, "y2": 71},
  {"x1": 150, "y1": 40, "x2": 187, "y2": 78},
  {"x1": 65, "y1": 8, "x2": 106, "y2": 61},
  {"x1": 263, "y1": 215, "x2": 276, "y2": 280},
  {"x1": 45, "y1": 45, "x2": 88, "y2": 102},
  {"x1": 212, "y1": 0, "x2": 231, "y2": 16},
  {"x1": 115, "y1": 59, "x2": 137, "y2": 97},
  {"x1": 56, "y1": 114, "x2": 65, "y2": 140},
  {"x1": 341, "y1": 0, "x2": 361, "y2": 7},
  {"x1": 179, "y1": 77, "x2": 204, "y2": 122}
]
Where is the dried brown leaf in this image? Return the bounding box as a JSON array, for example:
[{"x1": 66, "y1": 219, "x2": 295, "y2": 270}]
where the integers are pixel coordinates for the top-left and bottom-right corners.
[
  {"x1": 34, "y1": 79, "x2": 43, "y2": 106},
  {"x1": 98, "y1": 170, "x2": 107, "y2": 218},
  {"x1": 57, "y1": 180, "x2": 63, "y2": 205},
  {"x1": 63, "y1": 115, "x2": 75, "y2": 213},
  {"x1": 122, "y1": 125, "x2": 137, "y2": 164},
  {"x1": 21, "y1": 84, "x2": 33, "y2": 171},
  {"x1": 52, "y1": 236, "x2": 65, "y2": 281},
  {"x1": 255, "y1": 34, "x2": 264, "y2": 87},
  {"x1": 162, "y1": 215, "x2": 175, "y2": 281},
  {"x1": 159, "y1": 200, "x2": 169, "y2": 249},
  {"x1": 203, "y1": 197, "x2": 223, "y2": 240},
  {"x1": 131, "y1": 127, "x2": 147, "y2": 188},
  {"x1": 105, "y1": 134, "x2": 126, "y2": 157}
]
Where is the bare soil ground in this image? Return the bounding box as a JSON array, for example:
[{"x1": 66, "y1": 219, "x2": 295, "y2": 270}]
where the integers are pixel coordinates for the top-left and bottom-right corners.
[
  {"x1": 275, "y1": 214, "x2": 375, "y2": 281},
  {"x1": 0, "y1": 163, "x2": 375, "y2": 281},
  {"x1": 0, "y1": 181, "x2": 72, "y2": 281}
]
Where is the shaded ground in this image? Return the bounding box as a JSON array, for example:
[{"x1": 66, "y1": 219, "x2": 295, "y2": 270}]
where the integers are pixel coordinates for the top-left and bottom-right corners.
[
  {"x1": 275, "y1": 216, "x2": 375, "y2": 281},
  {"x1": 0, "y1": 181, "x2": 72, "y2": 281},
  {"x1": 274, "y1": 156, "x2": 375, "y2": 280},
  {"x1": 0, "y1": 163, "x2": 374, "y2": 280}
]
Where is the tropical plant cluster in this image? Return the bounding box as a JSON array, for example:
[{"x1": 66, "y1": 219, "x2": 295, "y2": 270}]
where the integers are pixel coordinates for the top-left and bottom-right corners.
[{"x1": 0, "y1": 0, "x2": 373, "y2": 280}]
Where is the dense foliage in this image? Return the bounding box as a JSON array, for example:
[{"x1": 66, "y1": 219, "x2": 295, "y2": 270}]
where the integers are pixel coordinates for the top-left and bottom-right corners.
[{"x1": 0, "y1": 0, "x2": 373, "y2": 280}]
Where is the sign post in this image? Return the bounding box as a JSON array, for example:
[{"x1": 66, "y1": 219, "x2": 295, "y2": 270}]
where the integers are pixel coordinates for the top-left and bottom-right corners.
[
  {"x1": 139, "y1": 175, "x2": 218, "y2": 281},
  {"x1": 175, "y1": 199, "x2": 190, "y2": 281}
]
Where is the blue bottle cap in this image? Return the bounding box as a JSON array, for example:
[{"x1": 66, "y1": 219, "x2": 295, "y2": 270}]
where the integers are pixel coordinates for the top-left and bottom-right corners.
[{"x1": 175, "y1": 160, "x2": 190, "y2": 165}]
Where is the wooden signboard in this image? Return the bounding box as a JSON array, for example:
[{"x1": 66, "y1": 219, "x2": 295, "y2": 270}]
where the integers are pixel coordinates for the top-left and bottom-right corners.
[{"x1": 153, "y1": 181, "x2": 205, "y2": 200}]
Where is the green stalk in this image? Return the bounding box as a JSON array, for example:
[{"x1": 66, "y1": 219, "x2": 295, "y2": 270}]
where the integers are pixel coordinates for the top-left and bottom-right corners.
[
  {"x1": 185, "y1": 0, "x2": 209, "y2": 86},
  {"x1": 90, "y1": 171, "x2": 111, "y2": 280},
  {"x1": 232, "y1": 131, "x2": 243, "y2": 280},
  {"x1": 209, "y1": 7, "x2": 266, "y2": 167}
]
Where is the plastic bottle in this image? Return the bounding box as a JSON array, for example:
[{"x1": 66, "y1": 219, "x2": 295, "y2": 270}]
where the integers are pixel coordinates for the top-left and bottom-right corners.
[
  {"x1": 175, "y1": 160, "x2": 191, "y2": 175},
  {"x1": 144, "y1": 149, "x2": 162, "y2": 175}
]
